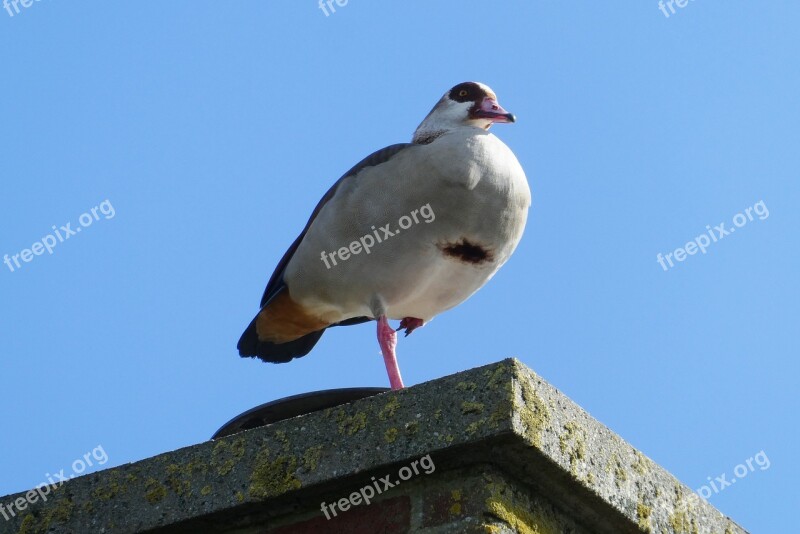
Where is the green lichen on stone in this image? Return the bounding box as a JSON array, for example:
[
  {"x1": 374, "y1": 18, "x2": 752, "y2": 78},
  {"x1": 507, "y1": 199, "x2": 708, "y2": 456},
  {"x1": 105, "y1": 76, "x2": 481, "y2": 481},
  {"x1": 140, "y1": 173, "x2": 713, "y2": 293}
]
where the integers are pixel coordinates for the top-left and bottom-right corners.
[
  {"x1": 90, "y1": 469, "x2": 138, "y2": 502},
  {"x1": 384, "y1": 427, "x2": 399, "y2": 443},
  {"x1": 669, "y1": 488, "x2": 700, "y2": 534},
  {"x1": 461, "y1": 401, "x2": 485, "y2": 415},
  {"x1": 485, "y1": 363, "x2": 509, "y2": 389},
  {"x1": 165, "y1": 464, "x2": 192, "y2": 497},
  {"x1": 669, "y1": 509, "x2": 699, "y2": 534},
  {"x1": 338, "y1": 411, "x2": 368, "y2": 435},
  {"x1": 614, "y1": 464, "x2": 628, "y2": 488},
  {"x1": 516, "y1": 377, "x2": 551, "y2": 448},
  {"x1": 485, "y1": 479, "x2": 558, "y2": 534},
  {"x1": 633, "y1": 450, "x2": 651, "y2": 475},
  {"x1": 378, "y1": 396, "x2": 400, "y2": 420},
  {"x1": 489, "y1": 398, "x2": 513, "y2": 429},
  {"x1": 200, "y1": 485, "x2": 212, "y2": 496},
  {"x1": 236, "y1": 491, "x2": 245, "y2": 503},
  {"x1": 456, "y1": 381, "x2": 477, "y2": 391},
  {"x1": 302, "y1": 445, "x2": 324, "y2": 471},
  {"x1": 637, "y1": 501, "x2": 652, "y2": 533},
  {"x1": 605, "y1": 453, "x2": 628, "y2": 489},
  {"x1": 17, "y1": 514, "x2": 36, "y2": 534},
  {"x1": 144, "y1": 478, "x2": 167, "y2": 504},
  {"x1": 19, "y1": 497, "x2": 76, "y2": 534},
  {"x1": 558, "y1": 421, "x2": 587, "y2": 477},
  {"x1": 434, "y1": 408, "x2": 443, "y2": 420},
  {"x1": 249, "y1": 449, "x2": 301, "y2": 500},
  {"x1": 273, "y1": 429, "x2": 292, "y2": 452},
  {"x1": 212, "y1": 436, "x2": 246, "y2": 477},
  {"x1": 450, "y1": 489, "x2": 463, "y2": 516},
  {"x1": 404, "y1": 420, "x2": 419, "y2": 435},
  {"x1": 92, "y1": 477, "x2": 124, "y2": 501},
  {"x1": 466, "y1": 419, "x2": 486, "y2": 435}
]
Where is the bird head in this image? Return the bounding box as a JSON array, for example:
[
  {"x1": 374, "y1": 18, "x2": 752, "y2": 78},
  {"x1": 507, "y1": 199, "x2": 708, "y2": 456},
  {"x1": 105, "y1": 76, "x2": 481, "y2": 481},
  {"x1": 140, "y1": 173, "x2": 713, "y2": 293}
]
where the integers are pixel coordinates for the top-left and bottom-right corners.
[{"x1": 413, "y1": 82, "x2": 515, "y2": 144}]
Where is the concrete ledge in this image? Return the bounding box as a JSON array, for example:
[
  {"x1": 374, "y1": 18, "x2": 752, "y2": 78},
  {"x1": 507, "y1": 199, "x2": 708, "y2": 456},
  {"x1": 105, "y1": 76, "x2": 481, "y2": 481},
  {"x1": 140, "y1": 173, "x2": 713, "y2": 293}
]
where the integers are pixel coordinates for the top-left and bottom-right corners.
[{"x1": 1, "y1": 359, "x2": 748, "y2": 533}]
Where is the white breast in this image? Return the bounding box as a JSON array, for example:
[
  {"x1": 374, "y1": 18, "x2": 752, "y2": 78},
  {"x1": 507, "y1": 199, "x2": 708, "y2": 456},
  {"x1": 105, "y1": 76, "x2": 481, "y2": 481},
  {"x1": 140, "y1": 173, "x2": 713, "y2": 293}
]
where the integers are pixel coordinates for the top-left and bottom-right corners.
[{"x1": 286, "y1": 128, "x2": 531, "y2": 323}]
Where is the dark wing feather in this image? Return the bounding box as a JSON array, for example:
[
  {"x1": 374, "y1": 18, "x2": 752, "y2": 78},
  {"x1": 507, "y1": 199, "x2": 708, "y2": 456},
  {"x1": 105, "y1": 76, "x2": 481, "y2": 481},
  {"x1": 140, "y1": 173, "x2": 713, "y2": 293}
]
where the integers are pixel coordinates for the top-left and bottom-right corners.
[
  {"x1": 238, "y1": 143, "x2": 414, "y2": 361},
  {"x1": 259, "y1": 143, "x2": 413, "y2": 308}
]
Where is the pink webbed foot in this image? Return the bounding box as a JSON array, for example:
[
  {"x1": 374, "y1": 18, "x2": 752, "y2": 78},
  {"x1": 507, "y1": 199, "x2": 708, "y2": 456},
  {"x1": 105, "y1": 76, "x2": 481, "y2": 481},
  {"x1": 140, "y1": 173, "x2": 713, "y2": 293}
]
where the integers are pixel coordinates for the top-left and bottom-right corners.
[
  {"x1": 377, "y1": 315, "x2": 405, "y2": 390},
  {"x1": 397, "y1": 317, "x2": 424, "y2": 337}
]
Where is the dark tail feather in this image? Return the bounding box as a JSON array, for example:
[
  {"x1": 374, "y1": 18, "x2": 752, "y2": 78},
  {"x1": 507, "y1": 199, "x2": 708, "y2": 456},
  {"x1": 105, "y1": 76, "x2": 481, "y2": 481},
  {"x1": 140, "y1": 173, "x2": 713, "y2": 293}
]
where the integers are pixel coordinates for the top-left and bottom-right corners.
[{"x1": 237, "y1": 316, "x2": 326, "y2": 364}]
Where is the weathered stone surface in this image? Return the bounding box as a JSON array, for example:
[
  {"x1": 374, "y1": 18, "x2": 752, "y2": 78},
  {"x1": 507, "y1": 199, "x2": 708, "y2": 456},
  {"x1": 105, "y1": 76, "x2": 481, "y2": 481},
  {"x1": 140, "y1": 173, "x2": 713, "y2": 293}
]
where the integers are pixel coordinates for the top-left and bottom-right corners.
[{"x1": 0, "y1": 359, "x2": 748, "y2": 533}]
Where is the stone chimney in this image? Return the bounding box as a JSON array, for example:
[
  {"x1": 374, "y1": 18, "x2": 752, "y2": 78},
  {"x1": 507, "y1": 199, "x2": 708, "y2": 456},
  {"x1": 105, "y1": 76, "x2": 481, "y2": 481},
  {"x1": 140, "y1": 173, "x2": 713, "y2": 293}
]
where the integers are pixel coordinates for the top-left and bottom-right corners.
[{"x1": 0, "y1": 359, "x2": 748, "y2": 533}]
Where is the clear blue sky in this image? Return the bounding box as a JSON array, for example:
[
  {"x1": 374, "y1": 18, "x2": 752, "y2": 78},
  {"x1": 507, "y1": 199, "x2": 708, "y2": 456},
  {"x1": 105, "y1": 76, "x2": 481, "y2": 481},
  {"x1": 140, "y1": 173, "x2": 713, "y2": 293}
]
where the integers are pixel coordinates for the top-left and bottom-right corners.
[{"x1": 1, "y1": 2, "x2": 797, "y2": 532}]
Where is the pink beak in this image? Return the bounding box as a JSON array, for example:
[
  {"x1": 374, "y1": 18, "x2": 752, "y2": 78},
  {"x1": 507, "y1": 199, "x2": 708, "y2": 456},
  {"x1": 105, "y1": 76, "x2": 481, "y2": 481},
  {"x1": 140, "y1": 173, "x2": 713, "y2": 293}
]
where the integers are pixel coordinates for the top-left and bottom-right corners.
[{"x1": 474, "y1": 97, "x2": 516, "y2": 123}]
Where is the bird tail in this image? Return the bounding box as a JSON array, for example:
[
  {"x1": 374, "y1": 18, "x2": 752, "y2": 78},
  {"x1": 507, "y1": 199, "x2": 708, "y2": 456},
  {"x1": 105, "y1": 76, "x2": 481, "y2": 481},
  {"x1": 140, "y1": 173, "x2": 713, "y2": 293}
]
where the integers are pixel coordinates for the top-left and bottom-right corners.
[{"x1": 237, "y1": 315, "x2": 326, "y2": 363}]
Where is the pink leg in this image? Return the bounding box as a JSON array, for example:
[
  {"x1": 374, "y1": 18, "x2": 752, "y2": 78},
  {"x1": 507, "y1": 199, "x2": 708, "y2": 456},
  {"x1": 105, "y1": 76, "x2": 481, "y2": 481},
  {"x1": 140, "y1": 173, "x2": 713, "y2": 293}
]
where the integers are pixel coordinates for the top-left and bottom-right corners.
[
  {"x1": 377, "y1": 315, "x2": 405, "y2": 390},
  {"x1": 397, "y1": 317, "x2": 424, "y2": 337}
]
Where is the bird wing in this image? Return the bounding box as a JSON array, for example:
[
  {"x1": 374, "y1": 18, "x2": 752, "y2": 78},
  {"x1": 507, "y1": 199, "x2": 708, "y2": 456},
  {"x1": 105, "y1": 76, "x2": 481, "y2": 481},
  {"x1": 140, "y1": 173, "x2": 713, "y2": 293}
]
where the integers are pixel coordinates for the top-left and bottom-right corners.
[
  {"x1": 238, "y1": 143, "x2": 414, "y2": 362},
  {"x1": 258, "y1": 143, "x2": 414, "y2": 308}
]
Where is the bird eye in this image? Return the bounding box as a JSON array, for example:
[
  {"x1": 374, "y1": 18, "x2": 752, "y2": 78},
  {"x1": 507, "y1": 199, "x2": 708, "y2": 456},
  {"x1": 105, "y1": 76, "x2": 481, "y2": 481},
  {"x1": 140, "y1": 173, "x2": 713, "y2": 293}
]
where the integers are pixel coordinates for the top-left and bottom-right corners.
[{"x1": 458, "y1": 90, "x2": 468, "y2": 97}]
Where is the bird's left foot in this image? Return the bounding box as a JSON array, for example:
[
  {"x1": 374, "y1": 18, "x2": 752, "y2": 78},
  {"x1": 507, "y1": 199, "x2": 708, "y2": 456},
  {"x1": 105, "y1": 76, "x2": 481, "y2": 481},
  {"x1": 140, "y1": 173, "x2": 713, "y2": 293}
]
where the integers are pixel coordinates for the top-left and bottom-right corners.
[{"x1": 397, "y1": 317, "x2": 424, "y2": 337}]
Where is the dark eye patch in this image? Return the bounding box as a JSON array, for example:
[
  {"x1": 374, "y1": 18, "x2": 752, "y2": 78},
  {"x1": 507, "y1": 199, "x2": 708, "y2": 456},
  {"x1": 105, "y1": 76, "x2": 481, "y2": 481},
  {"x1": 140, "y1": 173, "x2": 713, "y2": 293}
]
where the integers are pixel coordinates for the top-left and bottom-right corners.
[{"x1": 448, "y1": 82, "x2": 487, "y2": 103}]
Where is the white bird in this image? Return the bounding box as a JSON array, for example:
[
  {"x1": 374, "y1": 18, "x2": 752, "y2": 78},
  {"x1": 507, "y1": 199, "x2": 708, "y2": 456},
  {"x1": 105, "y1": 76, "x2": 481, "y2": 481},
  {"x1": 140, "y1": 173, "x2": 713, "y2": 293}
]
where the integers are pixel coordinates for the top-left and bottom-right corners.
[{"x1": 238, "y1": 82, "x2": 531, "y2": 390}]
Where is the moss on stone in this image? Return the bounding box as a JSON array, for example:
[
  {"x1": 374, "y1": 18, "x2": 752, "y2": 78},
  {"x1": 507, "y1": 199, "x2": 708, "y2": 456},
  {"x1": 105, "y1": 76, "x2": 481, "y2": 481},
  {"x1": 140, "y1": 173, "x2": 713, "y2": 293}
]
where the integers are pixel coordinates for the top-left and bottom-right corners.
[
  {"x1": 404, "y1": 420, "x2": 419, "y2": 435},
  {"x1": 302, "y1": 445, "x2": 324, "y2": 471},
  {"x1": 450, "y1": 489, "x2": 463, "y2": 516},
  {"x1": 633, "y1": 450, "x2": 651, "y2": 475},
  {"x1": 92, "y1": 478, "x2": 123, "y2": 501},
  {"x1": 485, "y1": 363, "x2": 510, "y2": 389},
  {"x1": 489, "y1": 397, "x2": 513, "y2": 429},
  {"x1": 338, "y1": 411, "x2": 368, "y2": 435},
  {"x1": 16, "y1": 514, "x2": 36, "y2": 534},
  {"x1": 669, "y1": 509, "x2": 699, "y2": 534},
  {"x1": 18, "y1": 497, "x2": 76, "y2": 534},
  {"x1": 461, "y1": 401, "x2": 485, "y2": 415},
  {"x1": 669, "y1": 488, "x2": 700, "y2": 534},
  {"x1": 165, "y1": 464, "x2": 192, "y2": 497},
  {"x1": 384, "y1": 427, "x2": 399, "y2": 443},
  {"x1": 637, "y1": 501, "x2": 652, "y2": 533},
  {"x1": 378, "y1": 396, "x2": 400, "y2": 420},
  {"x1": 456, "y1": 381, "x2": 477, "y2": 391},
  {"x1": 517, "y1": 377, "x2": 551, "y2": 448},
  {"x1": 144, "y1": 478, "x2": 167, "y2": 504},
  {"x1": 485, "y1": 480, "x2": 559, "y2": 534},
  {"x1": 249, "y1": 449, "x2": 302, "y2": 500},
  {"x1": 466, "y1": 419, "x2": 486, "y2": 435},
  {"x1": 558, "y1": 421, "x2": 587, "y2": 478},
  {"x1": 212, "y1": 437, "x2": 246, "y2": 477}
]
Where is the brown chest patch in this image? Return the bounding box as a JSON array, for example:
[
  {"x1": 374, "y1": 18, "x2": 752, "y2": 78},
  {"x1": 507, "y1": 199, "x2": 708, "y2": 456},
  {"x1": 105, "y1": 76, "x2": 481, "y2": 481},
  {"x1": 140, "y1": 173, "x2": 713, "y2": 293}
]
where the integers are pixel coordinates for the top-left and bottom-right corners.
[
  {"x1": 438, "y1": 239, "x2": 494, "y2": 265},
  {"x1": 256, "y1": 289, "x2": 329, "y2": 344}
]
